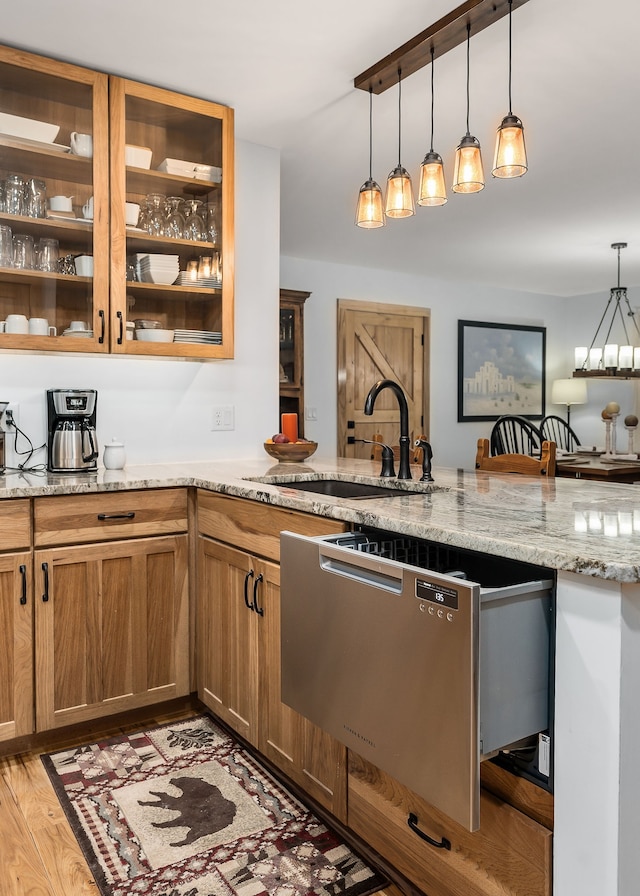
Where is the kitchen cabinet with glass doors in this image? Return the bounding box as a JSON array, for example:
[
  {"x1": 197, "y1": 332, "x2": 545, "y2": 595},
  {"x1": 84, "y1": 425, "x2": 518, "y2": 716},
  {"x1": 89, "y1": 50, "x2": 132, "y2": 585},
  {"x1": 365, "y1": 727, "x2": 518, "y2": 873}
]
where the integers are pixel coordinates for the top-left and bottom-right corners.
[
  {"x1": 109, "y1": 78, "x2": 234, "y2": 357},
  {"x1": 0, "y1": 46, "x2": 109, "y2": 352}
]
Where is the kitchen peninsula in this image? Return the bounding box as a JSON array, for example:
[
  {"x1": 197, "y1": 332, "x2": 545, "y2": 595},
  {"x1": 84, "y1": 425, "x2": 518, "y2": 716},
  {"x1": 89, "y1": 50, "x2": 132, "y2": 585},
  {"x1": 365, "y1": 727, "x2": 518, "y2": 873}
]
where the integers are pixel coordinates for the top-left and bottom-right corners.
[{"x1": 1, "y1": 455, "x2": 638, "y2": 896}]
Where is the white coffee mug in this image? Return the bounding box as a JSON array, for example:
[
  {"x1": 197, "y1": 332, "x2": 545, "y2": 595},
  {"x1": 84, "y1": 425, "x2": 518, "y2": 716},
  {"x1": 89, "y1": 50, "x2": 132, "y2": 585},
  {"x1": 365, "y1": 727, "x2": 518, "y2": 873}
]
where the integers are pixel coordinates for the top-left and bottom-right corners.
[
  {"x1": 29, "y1": 317, "x2": 56, "y2": 336},
  {"x1": 69, "y1": 320, "x2": 88, "y2": 331},
  {"x1": 5, "y1": 313, "x2": 28, "y2": 334},
  {"x1": 74, "y1": 255, "x2": 94, "y2": 277},
  {"x1": 70, "y1": 132, "x2": 93, "y2": 158}
]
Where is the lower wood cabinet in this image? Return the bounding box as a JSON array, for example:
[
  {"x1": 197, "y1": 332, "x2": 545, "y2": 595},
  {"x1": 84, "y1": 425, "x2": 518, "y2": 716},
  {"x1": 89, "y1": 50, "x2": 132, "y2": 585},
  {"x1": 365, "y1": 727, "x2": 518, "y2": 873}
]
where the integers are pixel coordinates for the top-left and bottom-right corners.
[
  {"x1": 197, "y1": 491, "x2": 347, "y2": 820},
  {"x1": 34, "y1": 535, "x2": 189, "y2": 731},
  {"x1": 348, "y1": 752, "x2": 553, "y2": 896},
  {"x1": 0, "y1": 551, "x2": 33, "y2": 741}
]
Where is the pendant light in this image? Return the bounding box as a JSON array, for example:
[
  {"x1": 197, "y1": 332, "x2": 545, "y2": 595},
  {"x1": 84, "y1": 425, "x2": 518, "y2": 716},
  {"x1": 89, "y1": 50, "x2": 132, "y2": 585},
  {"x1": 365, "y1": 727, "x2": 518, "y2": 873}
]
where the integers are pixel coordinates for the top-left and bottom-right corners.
[
  {"x1": 418, "y1": 47, "x2": 447, "y2": 207},
  {"x1": 385, "y1": 69, "x2": 415, "y2": 218},
  {"x1": 452, "y1": 24, "x2": 484, "y2": 194},
  {"x1": 492, "y1": 0, "x2": 527, "y2": 178},
  {"x1": 355, "y1": 87, "x2": 385, "y2": 228}
]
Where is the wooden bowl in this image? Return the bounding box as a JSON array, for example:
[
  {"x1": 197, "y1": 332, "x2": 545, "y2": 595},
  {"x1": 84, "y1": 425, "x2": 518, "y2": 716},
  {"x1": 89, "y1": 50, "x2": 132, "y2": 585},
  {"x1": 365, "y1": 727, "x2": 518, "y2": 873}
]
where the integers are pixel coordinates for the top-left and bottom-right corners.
[{"x1": 263, "y1": 440, "x2": 318, "y2": 463}]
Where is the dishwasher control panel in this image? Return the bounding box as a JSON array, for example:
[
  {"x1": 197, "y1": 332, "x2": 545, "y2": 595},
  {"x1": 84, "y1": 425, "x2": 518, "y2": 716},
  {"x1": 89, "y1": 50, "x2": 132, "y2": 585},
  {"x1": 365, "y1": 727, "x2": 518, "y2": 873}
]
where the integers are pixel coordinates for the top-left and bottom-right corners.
[{"x1": 415, "y1": 577, "x2": 459, "y2": 610}]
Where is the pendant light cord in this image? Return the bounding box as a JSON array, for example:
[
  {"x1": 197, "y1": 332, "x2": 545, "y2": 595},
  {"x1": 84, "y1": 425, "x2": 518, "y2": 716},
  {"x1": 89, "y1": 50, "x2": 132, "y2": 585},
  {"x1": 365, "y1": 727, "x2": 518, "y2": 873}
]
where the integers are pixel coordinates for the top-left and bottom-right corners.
[
  {"x1": 508, "y1": 0, "x2": 513, "y2": 114},
  {"x1": 368, "y1": 86, "x2": 373, "y2": 180},
  {"x1": 397, "y1": 68, "x2": 403, "y2": 166},
  {"x1": 465, "y1": 24, "x2": 471, "y2": 135},
  {"x1": 430, "y1": 47, "x2": 435, "y2": 151}
]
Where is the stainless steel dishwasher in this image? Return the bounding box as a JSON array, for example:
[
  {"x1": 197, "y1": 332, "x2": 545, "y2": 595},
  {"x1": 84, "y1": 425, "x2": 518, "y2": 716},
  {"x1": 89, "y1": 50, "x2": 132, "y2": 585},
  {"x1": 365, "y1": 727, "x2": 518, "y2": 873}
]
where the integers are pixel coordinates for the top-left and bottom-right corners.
[{"x1": 280, "y1": 528, "x2": 554, "y2": 832}]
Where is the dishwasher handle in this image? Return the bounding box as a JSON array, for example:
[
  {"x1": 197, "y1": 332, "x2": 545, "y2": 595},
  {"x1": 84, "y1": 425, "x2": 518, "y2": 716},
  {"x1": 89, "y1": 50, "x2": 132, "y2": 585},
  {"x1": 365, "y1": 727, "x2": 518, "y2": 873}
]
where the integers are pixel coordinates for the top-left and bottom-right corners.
[{"x1": 318, "y1": 541, "x2": 403, "y2": 593}]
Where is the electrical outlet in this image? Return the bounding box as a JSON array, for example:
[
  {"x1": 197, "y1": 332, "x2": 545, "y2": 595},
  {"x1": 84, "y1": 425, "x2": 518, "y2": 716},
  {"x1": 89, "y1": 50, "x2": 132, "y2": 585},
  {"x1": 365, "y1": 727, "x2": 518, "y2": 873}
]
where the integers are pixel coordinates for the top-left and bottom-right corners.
[
  {"x1": 4, "y1": 403, "x2": 19, "y2": 427},
  {"x1": 212, "y1": 405, "x2": 235, "y2": 431}
]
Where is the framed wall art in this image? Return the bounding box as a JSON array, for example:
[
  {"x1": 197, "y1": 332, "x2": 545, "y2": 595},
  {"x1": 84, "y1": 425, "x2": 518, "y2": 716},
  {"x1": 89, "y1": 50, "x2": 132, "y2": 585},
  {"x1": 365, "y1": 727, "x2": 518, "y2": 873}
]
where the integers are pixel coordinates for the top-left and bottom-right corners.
[{"x1": 457, "y1": 320, "x2": 546, "y2": 422}]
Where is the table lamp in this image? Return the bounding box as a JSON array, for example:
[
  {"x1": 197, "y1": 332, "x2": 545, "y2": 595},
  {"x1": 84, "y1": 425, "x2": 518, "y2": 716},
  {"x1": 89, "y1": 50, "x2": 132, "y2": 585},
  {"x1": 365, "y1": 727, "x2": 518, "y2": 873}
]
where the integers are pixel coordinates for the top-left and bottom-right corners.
[{"x1": 551, "y1": 378, "x2": 588, "y2": 428}]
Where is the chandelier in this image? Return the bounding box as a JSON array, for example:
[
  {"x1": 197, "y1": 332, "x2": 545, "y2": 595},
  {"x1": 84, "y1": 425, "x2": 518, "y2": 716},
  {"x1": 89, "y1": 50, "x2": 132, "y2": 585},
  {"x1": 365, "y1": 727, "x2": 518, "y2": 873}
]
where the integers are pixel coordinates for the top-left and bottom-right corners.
[{"x1": 574, "y1": 243, "x2": 640, "y2": 379}]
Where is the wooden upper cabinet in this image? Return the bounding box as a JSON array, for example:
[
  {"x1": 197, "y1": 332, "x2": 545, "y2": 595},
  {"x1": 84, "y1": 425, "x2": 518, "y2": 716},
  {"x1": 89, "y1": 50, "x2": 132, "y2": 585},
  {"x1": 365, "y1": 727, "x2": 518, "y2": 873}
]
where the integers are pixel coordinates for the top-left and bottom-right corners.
[
  {"x1": 279, "y1": 289, "x2": 309, "y2": 436},
  {"x1": 0, "y1": 44, "x2": 234, "y2": 359},
  {"x1": 0, "y1": 45, "x2": 110, "y2": 352},
  {"x1": 109, "y1": 77, "x2": 235, "y2": 358}
]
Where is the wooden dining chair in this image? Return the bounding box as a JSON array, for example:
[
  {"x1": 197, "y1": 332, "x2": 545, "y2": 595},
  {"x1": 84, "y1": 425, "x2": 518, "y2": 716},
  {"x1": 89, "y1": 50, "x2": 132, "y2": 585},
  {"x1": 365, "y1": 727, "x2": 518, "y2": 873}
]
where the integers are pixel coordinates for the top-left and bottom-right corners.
[
  {"x1": 540, "y1": 415, "x2": 581, "y2": 452},
  {"x1": 475, "y1": 438, "x2": 556, "y2": 477},
  {"x1": 490, "y1": 415, "x2": 543, "y2": 457}
]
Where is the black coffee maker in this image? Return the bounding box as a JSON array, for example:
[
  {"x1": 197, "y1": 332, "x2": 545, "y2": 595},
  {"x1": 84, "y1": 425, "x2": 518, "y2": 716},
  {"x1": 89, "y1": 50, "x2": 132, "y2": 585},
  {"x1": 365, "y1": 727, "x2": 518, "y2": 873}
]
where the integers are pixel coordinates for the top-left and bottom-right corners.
[{"x1": 47, "y1": 389, "x2": 98, "y2": 473}]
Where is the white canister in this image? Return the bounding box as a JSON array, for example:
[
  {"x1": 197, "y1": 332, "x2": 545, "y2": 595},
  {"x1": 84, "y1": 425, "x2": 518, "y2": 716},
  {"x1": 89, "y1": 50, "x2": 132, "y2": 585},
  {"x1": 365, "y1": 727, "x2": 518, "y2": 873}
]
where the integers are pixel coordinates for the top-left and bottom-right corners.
[{"x1": 103, "y1": 438, "x2": 126, "y2": 470}]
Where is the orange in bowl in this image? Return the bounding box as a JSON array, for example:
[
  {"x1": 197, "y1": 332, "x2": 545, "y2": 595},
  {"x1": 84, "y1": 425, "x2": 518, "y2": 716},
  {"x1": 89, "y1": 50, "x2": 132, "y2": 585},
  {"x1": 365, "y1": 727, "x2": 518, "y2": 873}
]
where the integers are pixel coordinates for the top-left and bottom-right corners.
[{"x1": 263, "y1": 440, "x2": 318, "y2": 462}]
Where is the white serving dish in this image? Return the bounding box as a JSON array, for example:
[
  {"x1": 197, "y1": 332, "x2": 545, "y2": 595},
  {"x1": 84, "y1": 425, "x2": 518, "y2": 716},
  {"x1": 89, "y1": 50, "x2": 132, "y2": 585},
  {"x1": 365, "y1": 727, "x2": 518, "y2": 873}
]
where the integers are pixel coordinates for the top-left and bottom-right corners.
[
  {"x1": 125, "y1": 144, "x2": 152, "y2": 169},
  {"x1": 74, "y1": 255, "x2": 94, "y2": 277},
  {"x1": 0, "y1": 112, "x2": 60, "y2": 143},
  {"x1": 135, "y1": 328, "x2": 174, "y2": 343},
  {"x1": 157, "y1": 158, "x2": 221, "y2": 182}
]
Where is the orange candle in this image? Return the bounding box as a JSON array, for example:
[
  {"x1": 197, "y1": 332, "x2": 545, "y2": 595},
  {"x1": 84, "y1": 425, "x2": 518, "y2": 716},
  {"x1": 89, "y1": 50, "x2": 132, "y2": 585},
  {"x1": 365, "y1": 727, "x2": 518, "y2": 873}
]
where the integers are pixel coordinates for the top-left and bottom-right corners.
[{"x1": 281, "y1": 413, "x2": 298, "y2": 442}]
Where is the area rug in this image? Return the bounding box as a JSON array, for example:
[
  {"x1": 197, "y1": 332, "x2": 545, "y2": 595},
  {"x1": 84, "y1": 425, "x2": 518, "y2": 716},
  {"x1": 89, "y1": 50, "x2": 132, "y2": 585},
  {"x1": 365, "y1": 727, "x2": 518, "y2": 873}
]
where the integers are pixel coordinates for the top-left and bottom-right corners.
[{"x1": 42, "y1": 714, "x2": 387, "y2": 896}]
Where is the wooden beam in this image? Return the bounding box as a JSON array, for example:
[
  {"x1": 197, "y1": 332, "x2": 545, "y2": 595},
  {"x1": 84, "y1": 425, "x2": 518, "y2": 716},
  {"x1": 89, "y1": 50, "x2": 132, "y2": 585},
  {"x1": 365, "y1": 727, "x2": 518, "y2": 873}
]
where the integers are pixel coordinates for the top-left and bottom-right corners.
[{"x1": 354, "y1": 0, "x2": 531, "y2": 94}]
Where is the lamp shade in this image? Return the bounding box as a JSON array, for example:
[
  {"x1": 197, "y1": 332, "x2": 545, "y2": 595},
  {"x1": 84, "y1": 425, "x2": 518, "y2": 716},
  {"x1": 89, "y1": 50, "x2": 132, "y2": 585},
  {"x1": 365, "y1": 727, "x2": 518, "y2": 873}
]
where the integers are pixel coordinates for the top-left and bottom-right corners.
[
  {"x1": 356, "y1": 178, "x2": 385, "y2": 228},
  {"x1": 492, "y1": 114, "x2": 527, "y2": 177},
  {"x1": 418, "y1": 151, "x2": 447, "y2": 206},
  {"x1": 551, "y1": 378, "x2": 588, "y2": 407},
  {"x1": 385, "y1": 165, "x2": 415, "y2": 218},
  {"x1": 452, "y1": 133, "x2": 484, "y2": 193}
]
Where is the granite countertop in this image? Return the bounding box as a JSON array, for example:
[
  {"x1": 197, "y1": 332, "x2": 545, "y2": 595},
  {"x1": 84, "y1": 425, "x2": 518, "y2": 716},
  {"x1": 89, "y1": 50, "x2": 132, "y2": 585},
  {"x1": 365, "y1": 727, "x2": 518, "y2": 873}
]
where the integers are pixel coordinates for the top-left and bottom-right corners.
[{"x1": 2, "y1": 455, "x2": 640, "y2": 582}]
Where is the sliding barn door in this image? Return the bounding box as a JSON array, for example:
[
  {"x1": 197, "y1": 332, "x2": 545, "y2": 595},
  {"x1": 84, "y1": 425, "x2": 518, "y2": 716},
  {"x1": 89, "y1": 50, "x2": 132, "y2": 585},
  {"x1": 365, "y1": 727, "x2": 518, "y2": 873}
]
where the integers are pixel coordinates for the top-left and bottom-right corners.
[{"x1": 337, "y1": 299, "x2": 430, "y2": 458}]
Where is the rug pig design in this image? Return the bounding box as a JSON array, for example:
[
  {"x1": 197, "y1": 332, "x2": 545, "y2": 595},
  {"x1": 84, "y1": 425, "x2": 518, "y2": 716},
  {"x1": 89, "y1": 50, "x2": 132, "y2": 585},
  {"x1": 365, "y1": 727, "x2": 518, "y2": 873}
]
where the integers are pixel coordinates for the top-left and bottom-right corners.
[{"x1": 138, "y1": 776, "x2": 237, "y2": 847}]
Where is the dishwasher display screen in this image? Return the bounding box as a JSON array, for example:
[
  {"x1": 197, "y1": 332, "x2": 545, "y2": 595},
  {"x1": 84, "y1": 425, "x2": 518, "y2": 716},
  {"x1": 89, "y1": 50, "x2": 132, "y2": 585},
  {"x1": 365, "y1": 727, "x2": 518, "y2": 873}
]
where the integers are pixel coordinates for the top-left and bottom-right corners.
[{"x1": 415, "y1": 578, "x2": 459, "y2": 610}]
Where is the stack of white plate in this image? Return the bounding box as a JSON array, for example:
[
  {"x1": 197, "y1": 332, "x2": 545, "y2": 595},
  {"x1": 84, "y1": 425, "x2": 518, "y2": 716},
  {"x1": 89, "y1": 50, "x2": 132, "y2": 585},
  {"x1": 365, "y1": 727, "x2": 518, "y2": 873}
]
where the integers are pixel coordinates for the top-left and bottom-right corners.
[
  {"x1": 157, "y1": 158, "x2": 222, "y2": 182},
  {"x1": 135, "y1": 254, "x2": 179, "y2": 285},
  {"x1": 174, "y1": 328, "x2": 222, "y2": 345},
  {"x1": 175, "y1": 271, "x2": 222, "y2": 289}
]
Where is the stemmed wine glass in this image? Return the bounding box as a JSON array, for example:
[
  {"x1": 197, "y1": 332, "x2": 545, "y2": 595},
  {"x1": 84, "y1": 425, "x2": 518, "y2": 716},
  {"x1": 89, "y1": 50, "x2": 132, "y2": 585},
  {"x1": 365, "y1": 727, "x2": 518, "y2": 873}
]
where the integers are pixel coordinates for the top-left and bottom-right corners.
[
  {"x1": 182, "y1": 199, "x2": 206, "y2": 242},
  {"x1": 145, "y1": 193, "x2": 167, "y2": 237},
  {"x1": 165, "y1": 197, "x2": 185, "y2": 239}
]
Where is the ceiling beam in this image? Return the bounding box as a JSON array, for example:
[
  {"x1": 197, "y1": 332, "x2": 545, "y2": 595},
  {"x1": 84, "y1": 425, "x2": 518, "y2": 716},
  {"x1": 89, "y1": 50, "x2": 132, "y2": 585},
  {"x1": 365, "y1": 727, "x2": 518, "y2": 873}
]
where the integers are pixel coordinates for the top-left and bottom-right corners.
[{"x1": 354, "y1": 0, "x2": 531, "y2": 94}]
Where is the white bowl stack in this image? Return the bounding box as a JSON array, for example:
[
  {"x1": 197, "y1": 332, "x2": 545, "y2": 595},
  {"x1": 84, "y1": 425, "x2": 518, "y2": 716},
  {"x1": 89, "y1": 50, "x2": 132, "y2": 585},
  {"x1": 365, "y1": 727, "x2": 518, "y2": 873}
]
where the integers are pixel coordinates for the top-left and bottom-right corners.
[{"x1": 135, "y1": 254, "x2": 179, "y2": 285}]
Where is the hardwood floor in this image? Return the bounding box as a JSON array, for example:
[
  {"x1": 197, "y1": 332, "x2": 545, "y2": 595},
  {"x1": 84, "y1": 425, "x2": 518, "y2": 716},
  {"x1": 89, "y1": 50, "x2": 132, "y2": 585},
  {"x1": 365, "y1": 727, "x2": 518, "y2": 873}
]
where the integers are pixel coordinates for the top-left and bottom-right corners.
[{"x1": 0, "y1": 701, "x2": 406, "y2": 896}]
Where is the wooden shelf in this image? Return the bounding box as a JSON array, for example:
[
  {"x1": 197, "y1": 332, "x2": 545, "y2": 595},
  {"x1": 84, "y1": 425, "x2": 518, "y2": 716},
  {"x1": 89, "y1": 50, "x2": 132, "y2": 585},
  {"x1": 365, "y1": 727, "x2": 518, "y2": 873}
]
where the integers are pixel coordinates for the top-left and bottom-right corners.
[
  {"x1": 125, "y1": 281, "x2": 221, "y2": 301},
  {"x1": 0, "y1": 136, "x2": 93, "y2": 184},
  {"x1": 126, "y1": 166, "x2": 220, "y2": 198}
]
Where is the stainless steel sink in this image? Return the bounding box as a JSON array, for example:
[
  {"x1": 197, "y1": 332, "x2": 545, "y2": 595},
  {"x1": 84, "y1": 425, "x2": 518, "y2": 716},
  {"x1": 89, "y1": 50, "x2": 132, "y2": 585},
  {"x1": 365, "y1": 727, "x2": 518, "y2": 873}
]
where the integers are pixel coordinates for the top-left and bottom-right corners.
[{"x1": 262, "y1": 478, "x2": 425, "y2": 499}]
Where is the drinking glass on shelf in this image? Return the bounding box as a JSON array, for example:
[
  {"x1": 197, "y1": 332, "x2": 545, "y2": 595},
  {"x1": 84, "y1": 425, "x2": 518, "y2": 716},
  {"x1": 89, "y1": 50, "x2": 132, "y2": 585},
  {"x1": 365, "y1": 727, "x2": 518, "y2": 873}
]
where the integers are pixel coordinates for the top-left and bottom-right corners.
[
  {"x1": 25, "y1": 178, "x2": 47, "y2": 218},
  {"x1": 5, "y1": 174, "x2": 25, "y2": 216},
  {"x1": 165, "y1": 196, "x2": 185, "y2": 239},
  {"x1": 12, "y1": 233, "x2": 35, "y2": 269},
  {"x1": 183, "y1": 199, "x2": 206, "y2": 241},
  {"x1": 202, "y1": 201, "x2": 219, "y2": 245},
  {"x1": 0, "y1": 225, "x2": 13, "y2": 267},
  {"x1": 36, "y1": 237, "x2": 59, "y2": 272},
  {"x1": 145, "y1": 193, "x2": 167, "y2": 236}
]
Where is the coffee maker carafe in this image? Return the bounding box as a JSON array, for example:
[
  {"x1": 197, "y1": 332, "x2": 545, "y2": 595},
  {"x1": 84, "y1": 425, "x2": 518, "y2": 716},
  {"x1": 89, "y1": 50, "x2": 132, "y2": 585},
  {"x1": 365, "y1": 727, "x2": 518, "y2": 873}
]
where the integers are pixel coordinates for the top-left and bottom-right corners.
[{"x1": 47, "y1": 389, "x2": 98, "y2": 473}]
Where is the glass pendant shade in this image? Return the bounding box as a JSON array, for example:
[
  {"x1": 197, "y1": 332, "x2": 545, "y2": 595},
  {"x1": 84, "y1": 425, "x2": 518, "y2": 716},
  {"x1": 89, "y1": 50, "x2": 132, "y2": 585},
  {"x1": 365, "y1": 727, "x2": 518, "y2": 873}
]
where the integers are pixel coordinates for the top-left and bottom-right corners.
[
  {"x1": 418, "y1": 151, "x2": 447, "y2": 206},
  {"x1": 492, "y1": 114, "x2": 527, "y2": 177},
  {"x1": 385, "y1": 165, "x2": 415, "y2": 218},
  {"x1": 452, "y1": 133, "x2": 484, "y2": 193},
  {"x1": 356, "y1": 178, "x2": 385, "y2": 228}
]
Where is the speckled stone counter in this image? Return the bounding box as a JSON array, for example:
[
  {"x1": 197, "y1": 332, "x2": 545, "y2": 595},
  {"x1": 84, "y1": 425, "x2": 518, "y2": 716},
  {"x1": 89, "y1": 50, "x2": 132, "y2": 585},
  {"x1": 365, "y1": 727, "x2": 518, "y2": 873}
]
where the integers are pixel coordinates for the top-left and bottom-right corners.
[{"x1": 2, "y1": 454, "x2": 639, "y2": 582}]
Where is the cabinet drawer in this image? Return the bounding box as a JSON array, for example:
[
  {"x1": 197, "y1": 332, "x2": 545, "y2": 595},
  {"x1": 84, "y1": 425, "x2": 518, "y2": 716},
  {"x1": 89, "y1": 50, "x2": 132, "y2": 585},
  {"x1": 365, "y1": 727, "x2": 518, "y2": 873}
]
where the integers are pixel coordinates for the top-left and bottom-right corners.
[
  {"x1": 0, "y1": 499, "x2": 32, "y2": 550},
  {"x1": 34, "y1": 488, "x2": 188, "y2": 546},
  {"x1": 348, "y1": 753, "x2": 552, "y2": 896},
  {"x1": 197, "y1": 490, "x2": 346, "y2": 561}
]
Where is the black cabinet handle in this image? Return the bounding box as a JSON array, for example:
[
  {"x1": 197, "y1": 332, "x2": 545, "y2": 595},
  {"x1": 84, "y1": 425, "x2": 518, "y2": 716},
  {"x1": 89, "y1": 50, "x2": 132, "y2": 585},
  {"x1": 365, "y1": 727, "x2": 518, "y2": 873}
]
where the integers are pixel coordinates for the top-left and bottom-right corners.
[
  {"x1": 243, "y1": 569, "x2": 255, "y2": 610},
  {"x1": 41, "y1": 562, "x2": 49, "y2": 603},
  {"x1": 252, "y1": 573, "x2": 264, "y2": 616},
  {"x1": 98, "y1": 309, "x2": 105, "y2": 344},
  {"x1": 19, "y1": 564, "x2": 27, "y2": 605},
  {"x1": 407, "y1": 813, "x2": 451, "y2": 850},
  {"x1": 116, "y1": 310, "x2": 124, "y2": 345},
  {"x1": 97, "y1": 512, "x2": 135, "y2": 520}
]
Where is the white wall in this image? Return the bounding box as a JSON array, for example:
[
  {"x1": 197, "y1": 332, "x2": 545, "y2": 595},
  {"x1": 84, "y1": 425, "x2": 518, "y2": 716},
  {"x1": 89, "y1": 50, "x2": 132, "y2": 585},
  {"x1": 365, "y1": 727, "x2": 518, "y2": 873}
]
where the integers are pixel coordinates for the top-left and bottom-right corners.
[
  {"x1": 1, "y1": 139, "x2": 281, "y2": 469},
  {"x1": 280, "y1": 255, "x2": 568, "y2": 470}
]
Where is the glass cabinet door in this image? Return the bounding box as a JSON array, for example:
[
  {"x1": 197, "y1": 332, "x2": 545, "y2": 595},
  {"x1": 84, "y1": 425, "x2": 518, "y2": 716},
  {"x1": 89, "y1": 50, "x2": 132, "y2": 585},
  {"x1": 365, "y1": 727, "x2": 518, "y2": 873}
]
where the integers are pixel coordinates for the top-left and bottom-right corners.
[
  {"x1": 109, "y1": 78, "x2": 234, "y2": 358},
  {"x1": 0, "y1": 47, "x2": 109, "y2": 352}
]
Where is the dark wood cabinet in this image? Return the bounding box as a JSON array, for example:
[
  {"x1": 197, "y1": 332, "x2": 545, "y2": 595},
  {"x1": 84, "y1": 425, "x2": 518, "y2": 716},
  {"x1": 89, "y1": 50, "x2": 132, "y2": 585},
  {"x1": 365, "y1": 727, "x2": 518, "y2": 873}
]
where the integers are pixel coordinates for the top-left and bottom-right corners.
[{"x1": 279, "y1": 288, "x2": 309, "y2": 436}]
